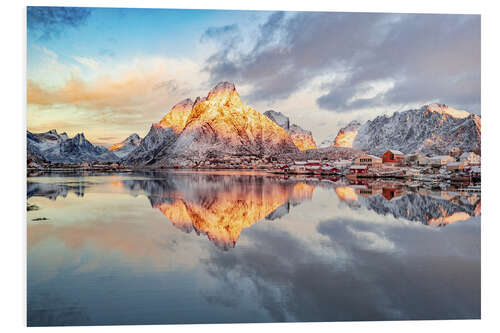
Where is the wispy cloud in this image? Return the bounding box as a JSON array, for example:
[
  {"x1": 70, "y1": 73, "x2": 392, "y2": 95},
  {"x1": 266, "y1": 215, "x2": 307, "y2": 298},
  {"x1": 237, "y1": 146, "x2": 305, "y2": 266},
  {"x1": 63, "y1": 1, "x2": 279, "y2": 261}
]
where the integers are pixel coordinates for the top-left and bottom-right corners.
[
  {"x1": 73, "y1": 56, "x2": 99, "y2": 71},
  {"x1": 27, "y1": 55, "x2": 209, "y2": 143}
]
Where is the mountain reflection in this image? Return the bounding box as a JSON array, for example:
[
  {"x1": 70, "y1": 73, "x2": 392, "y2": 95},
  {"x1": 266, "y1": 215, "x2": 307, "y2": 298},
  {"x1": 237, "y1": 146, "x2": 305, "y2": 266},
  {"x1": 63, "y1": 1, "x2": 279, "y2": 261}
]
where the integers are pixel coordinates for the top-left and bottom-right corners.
[
  {"x1": 27, "y1": 174, "x2": 481, "y2": 248},
  {"x1": 120, "y1": 174, "x2": 315, "y2": 249},
  {"x1": 335, "y1": 181, "x2": 481, "y2": 227}
]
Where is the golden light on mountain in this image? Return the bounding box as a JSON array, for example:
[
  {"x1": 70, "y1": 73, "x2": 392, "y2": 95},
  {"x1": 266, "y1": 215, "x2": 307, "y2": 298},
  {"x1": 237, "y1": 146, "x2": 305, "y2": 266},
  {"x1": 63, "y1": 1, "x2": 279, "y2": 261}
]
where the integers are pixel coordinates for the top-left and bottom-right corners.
[
  {"x1": 109, "y1": 142, "x2": 124, "y2": 151},
  {"x1": 157, "y1": 98, "x2": 194, "y2": 133},
  {"x1": 181, "y1": 83, "x2": 295, "y2": 150},
  {"x1": 427, "y1": 212, "x2": 471, "y2": 227},
  {"x1": 291, "y1": 135, "x2": 317, "y2": 150},
  {"x1": 152, "y1": 180, "x2": 314, "y2": 248},
  {"x1": 425, "y1": 103, "x2": 470, "y2": 119},
  {"x1": 334, "y1": 130, "x2": 358, "y2": 148}
]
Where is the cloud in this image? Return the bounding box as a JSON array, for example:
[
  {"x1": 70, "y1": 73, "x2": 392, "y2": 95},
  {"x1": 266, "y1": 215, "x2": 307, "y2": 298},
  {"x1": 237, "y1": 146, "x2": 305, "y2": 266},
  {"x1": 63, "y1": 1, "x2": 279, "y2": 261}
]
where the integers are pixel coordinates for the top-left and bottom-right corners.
[
  {"x1": 203, "y1": 216, "x2": 480, "y2": 321},
  {"x1": 27, "y1": 6, "x2": 92, "y2": 40},
  {"x1": 27, "y1": 54, "x2": 208, "y2": 143},
  {"x1": 203, "y1": 12, "x2": 481, "y2": 114},
  {"x1": 201, "y1": 24, "x2": 240, "y2": 43},
  {"x1": 28, "y1": 58, "x2": 201, "y2": 111},
  {"x1": 72, "y1": 56, "x2": 99, "y2": 71}
]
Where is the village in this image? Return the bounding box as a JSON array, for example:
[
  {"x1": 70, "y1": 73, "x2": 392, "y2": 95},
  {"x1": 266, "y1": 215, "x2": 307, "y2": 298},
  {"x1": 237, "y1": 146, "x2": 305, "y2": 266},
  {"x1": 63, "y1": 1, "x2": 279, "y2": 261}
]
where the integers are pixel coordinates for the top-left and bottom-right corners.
[
  {"x1": 28, "y1": 148, "x2": 481, "y2": 188},
  {"x1": 275, "y1": 149, "x2": 481, "y2": 187}
]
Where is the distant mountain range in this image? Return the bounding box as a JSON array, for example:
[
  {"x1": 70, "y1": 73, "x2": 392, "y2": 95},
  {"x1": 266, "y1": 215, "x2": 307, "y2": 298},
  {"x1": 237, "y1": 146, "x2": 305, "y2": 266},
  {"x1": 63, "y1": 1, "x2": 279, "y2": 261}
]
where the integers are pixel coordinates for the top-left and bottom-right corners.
[
  {"x1": 26, "y1": 83, "x2": 481, "y2": 165},
  {"x1": 352, "y1": 104, "x2": 481, "y2": 155},
  {"x1": 320, "y1": 104, "x2": 480, "y2": 156},
  {"x1": 27, "y1": 130, "x2": 119, "y2": 163}
]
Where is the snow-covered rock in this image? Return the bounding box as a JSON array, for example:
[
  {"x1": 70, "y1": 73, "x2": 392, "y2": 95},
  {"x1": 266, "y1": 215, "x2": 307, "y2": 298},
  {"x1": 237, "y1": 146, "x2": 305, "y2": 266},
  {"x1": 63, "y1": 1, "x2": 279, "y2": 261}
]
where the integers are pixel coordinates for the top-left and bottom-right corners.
[
  {"x1": 319, "y1": 120, "x2": 361, "y2": 148},
  {"x1": 27, "y1": 130, "x2": 119, "y2": 163},
  {"x1": 352, "y1": 104, "x2": 481, "y2": 155},
  {"x1": 125, "y1": 82, "x2": 299, "y2": 166},
  {"x1": 109, "y1": 133, "x2": 141, "y2": 158},
  {"x1": 264, "y1": 110, "x2": 317, "y2": 150}
]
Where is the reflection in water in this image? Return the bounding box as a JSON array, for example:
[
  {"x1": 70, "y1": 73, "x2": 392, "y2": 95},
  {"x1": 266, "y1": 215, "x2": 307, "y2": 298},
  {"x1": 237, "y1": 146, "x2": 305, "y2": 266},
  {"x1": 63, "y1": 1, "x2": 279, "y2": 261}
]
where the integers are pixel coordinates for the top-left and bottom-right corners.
[
  {"x1": 28, "y1": 175, "x2": 481, "y2": 233},
  {"x1": 29, "y1": 174, "x2": 316, "y2": 249},
  {"x1": 150, "y1": 180, "x2": 314, "y2": 249},
  {"x1": 335, "y1": 182, "x2": 481, "y2": 227},
  {"x1": 27, "y1": 172, "x2": 480, "y2": 325}
]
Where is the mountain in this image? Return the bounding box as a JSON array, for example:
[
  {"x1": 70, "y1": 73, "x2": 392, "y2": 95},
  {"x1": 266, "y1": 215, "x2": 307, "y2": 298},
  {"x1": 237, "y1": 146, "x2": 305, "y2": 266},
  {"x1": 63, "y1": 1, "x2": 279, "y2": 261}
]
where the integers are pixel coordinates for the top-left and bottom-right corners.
[
  {"x1": 109, "y1": 133, "x2": 141, "y2": 158},
  {"x1": 27, "y1": 129, "x2": 119, "y2": 163},
  {"x1": 264, "y1": 110, "x2": 317, "y2": 150},
  {"x1": 319, "y1": 120, "x2": 361, "y2": 148},
  {"x1": 125, "y1": 82, "x2": 298, "y2": 166},
  {"x1": 352, "y1": 104, "x2": 481, "y2": 155}
]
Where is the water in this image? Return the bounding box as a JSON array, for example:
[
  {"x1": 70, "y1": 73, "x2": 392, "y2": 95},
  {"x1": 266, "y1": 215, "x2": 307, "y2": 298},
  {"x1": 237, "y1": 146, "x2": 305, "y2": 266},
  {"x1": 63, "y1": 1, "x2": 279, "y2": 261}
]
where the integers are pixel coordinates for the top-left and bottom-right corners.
[{"x1": 26, "y1": 171, "x2": 481, "y2": 326}]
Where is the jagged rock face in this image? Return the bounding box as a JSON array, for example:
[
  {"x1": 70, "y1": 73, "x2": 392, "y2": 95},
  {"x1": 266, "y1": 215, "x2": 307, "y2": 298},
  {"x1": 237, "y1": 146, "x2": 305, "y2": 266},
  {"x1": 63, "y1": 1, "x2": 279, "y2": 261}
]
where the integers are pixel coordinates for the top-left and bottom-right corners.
[
  {"x1": 353, "y1": 104, "x2": 481, "y2": 155},
  {"x1": 158, "y1": 98, "x2": 194, "y2": 133},
  {"x1": 126, "y1": 82, "x2": 298, "y2": 166},
  {"x1": 124, "y1": 125, "x2": 178, "y2": 165},
  {"x1": 264, "y1": 110, "x2": 317, "y2": 150},
  {"x1": 27, "y1": 130, "x2": 118, "y2": 163},
  {"x1": 333, "y1": 120, "x2": 361, "y2": 148},
  {"x1": 109, "y1": 133, "x2": 141, "y2": 158}
]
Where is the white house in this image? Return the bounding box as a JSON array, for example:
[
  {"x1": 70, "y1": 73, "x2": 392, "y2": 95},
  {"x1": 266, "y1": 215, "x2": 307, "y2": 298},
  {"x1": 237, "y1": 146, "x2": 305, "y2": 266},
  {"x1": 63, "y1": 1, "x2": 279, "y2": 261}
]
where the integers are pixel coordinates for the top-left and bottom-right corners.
[
  {"x1": 459, "y1": 152, "x2": 480, "y2": 165},
  {"x1": 429, "y1": 155, "x2": 456, "y2": 166}
]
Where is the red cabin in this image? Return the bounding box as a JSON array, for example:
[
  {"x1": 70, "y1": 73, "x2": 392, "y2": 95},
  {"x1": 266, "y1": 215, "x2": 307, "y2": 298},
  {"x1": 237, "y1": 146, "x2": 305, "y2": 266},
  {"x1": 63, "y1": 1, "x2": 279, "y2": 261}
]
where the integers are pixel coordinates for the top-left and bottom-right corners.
[{"x1": 381, "y1": 149, "x2": 405, "y2": 164}]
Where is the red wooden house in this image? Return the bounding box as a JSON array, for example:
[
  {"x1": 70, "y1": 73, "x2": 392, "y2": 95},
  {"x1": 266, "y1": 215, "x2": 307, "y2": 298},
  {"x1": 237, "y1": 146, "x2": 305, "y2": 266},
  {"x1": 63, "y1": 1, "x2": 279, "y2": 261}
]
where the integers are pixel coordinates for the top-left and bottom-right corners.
[{"x1": 381, "y1": 149, "x2": 405, "y2": 164}]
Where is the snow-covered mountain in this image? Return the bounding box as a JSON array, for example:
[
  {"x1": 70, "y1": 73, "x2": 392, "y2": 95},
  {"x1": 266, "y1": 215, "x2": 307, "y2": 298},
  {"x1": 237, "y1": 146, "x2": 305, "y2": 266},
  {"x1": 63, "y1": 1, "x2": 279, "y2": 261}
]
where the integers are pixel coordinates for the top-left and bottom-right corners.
[
  {"x1": 109, "y1": 133, "x2": 141, "y2": 158},
  {"x1": 125, "y1": 82, "x2": 298, "y2": 166},
  {"x1": 264, "y1": 110, "x2": 317, "y2": 150},
  {"x1": 27, "y1": 129, "x2": 119, "y2": 163},
  {"x1": 319, "y1": 120, "x2": 361, "y2": 148},
  {"x1": 350, "y1": 104, "x2": 480, "y2": 155}
]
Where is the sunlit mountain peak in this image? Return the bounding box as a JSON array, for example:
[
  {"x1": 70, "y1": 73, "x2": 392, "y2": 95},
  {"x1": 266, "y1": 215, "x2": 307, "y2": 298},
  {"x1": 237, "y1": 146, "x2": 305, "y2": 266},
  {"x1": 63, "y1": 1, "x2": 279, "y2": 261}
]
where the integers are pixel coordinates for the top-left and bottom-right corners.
[
  {"x1": 204, "y1": 81, "x2": 242, "y2": 108},
  {"x1": 156, "y1": 98, "x2": 194, "y2": 133},
  {"x1": 334, "y1": 120, "x2": 362, "y2": 148},
  {"x1": 425, "y1": 103, "x2": 470, "y2": 119}
]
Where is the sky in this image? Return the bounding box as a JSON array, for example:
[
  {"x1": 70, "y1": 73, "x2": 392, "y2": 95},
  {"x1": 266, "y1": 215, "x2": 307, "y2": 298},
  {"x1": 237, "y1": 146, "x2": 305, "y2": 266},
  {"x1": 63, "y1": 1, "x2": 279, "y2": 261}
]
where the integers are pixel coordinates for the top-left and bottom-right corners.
[{"x1": 26, "y1": 7, "x2": 481, "y2": 146}]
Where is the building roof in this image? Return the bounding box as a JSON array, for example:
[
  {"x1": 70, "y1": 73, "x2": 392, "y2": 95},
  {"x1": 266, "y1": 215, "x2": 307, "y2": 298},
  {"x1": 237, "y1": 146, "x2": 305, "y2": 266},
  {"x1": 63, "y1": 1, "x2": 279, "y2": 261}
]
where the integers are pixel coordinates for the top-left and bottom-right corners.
[
  {"x1": 385, "y1": 149, "x2": 404, "y2": 155},
  {"x1": 447, "y1": 162, "x2": 463, "y2": 166},
  {"x1": 351, "y1": 165, "x2": 369, "y2": 169},
  {"x1": 430, "y1": 155, "x2": 454, "y2": 161},
  {"x1": 360, "y1": 154, "x2": 382, "y2": 161},
  {"x1": 460, "y1": 152, "x2": 477, "y2": 158}
]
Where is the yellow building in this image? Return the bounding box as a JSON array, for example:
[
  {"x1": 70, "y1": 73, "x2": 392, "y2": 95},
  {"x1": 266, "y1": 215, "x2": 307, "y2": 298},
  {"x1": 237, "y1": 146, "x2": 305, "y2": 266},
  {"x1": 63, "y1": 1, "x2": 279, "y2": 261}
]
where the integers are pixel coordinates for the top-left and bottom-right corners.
[{"x1": 354, "y1": 154, "x2": 382, "y2": 168}]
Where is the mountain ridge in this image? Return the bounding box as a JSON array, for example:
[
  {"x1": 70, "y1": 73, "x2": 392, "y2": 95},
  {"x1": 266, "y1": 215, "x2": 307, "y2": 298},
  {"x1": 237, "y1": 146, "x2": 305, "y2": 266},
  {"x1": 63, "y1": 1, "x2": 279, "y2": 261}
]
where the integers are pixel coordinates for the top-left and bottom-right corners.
[
  {"x1": 125, "y1": 82, "x2": 299, "y2": 166},
  {"x1": 264, "y1": 110, "x2": 317, "y2": 150},
  {"x1": 27, "y1": 129, "x2": 119, "y2": 163}
]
